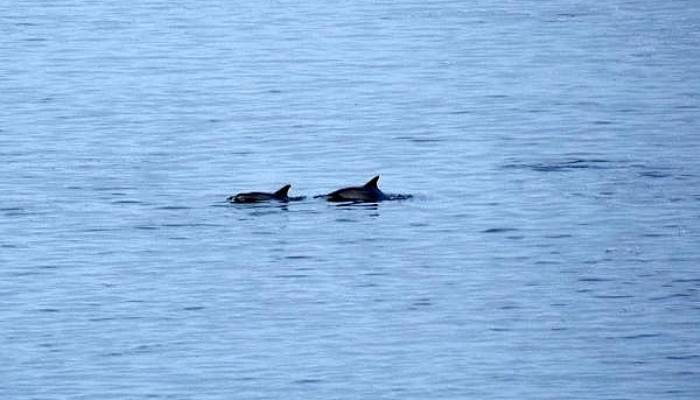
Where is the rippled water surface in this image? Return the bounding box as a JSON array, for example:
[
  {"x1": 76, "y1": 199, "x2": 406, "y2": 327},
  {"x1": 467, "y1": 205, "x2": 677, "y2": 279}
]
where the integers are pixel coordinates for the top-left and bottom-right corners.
[{"x1": 2, "y1": 1, "x2": 700, "y2": 399}]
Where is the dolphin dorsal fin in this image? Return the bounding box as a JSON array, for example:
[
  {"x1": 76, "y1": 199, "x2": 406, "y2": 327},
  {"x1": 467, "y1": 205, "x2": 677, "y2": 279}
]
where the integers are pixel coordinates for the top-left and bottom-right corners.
[
  {"x1": 364, "y1": 176, "x2": 380, "y2": 189},
  {"x1": 274, "y1": 184, "x2": 291, "y2": 198}
]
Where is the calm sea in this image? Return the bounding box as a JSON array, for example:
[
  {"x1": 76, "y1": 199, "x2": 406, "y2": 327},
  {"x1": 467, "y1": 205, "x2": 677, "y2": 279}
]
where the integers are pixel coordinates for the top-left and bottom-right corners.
[{"x1": 1, "y1": 1, "x2": 699, "y2": 399}]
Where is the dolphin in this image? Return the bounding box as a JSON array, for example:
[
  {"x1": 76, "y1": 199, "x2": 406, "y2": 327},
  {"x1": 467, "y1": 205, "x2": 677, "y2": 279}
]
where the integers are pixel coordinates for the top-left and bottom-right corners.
[
  {"x1": 227, "y1": 184, "x2": 291, "y2": 203},
  {"x1": 319, "y1": 176, "x2": 386, "y2": 203}
]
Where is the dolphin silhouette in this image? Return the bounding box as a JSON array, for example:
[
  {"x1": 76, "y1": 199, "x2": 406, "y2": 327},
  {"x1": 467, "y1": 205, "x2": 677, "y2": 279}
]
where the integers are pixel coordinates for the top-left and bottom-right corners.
[
  {"x1": 319, "y1": 176, "x2": 386, "y2": 203},
  {"x1": 228, "y1": 184, "x2": 291, "y2": 203}
]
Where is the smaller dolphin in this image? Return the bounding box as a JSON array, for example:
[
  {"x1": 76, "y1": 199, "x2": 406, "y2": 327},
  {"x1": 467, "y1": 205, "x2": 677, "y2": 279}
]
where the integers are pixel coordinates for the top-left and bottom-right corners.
[
  {"x1": 228, "y1": 184, "x2": 291, "y2": 203},
  {"x1": 319, "y1": 176, "x2": 386, "y2": 203}
]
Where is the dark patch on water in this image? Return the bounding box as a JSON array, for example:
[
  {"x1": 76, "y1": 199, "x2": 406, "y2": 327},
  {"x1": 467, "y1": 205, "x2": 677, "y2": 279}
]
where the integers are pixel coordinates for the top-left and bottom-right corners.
[
  {"x1": 534, "y1": 260, "x2": 560, "y2": 265},
  {"x1": 10, "y1": 270, "x2": 45, "y2": 277},
  {"x1": 80, "y1": 227, "x2": 114, "y2": 233},
  {"x1": 544, "y1": 234, "x2": 573, "y2": 239},
  {"x1": 641, "y1": 232, "x2": 667, "y2": 238},
  {"x1": 639, "y1": 171, "x2": 672, "y2": 178},
  {"x1": 502, "y1": 158, "x2": 613, "y2": 172},
  {"x1": 156, "y1": 205, "x2": 192, "y2": 210},
  {"x1": 481, "y1": 227, "x2": 518, "y2": 233},
  {"x1": 1, "y1": 207, "x2": 24, "y2": 212},
  {"x1": 95, "y1": 186, "x2": 133, "y2": 192},
  {"x1": 578, "y1": 277, "x2": 611, "y2": 283},
  {"x1": 616, "y1": 333, "x2": 662, "y2": 340},
  {"x1": 412, "y1": 298, "x2": 432, "y2": 307},
  {"x1": 394, "y1": 136, "x2": 444, "y2": 143},
  {"x1": 112, "y1": 200, "x2": 143, "y2": 205},
  {"x1": 293, "y1": 379, "x2": 322, "y2": 385},
  {"x1": 89, "y1": 317, "x2": 117, "y2": 322},
  {"x1": 667, "y1": 355, "x2": 700, "y2": 360},
  {"x1": 274, "y1": 274, "x2": 309, "y2": 279},
  {"x1": 161, "y1": 223, "x2": 221, "y2": 228},
  {"x1": 363, "y1": 271, "x2": 389, "y2": 276},
  {"x1": 649, "y1": 293, "x2": 691, "y2": 301},
  {"x1": 134, "y1": 225, "x2": 158, "y2": 230},
  {"x1": 593, "y1": 294, "x2": 634, "y2": 299},
  {"x1": 671, "y1": 278, "x2": 700, "y2": 284},
  {"x1": 285, "y1": 255, "x2": 312, "y2": 260}
]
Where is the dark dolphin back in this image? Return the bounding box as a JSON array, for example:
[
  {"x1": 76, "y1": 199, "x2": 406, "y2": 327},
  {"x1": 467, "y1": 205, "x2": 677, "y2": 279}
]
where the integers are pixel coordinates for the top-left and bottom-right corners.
[
  {"x1": 364, "y1": 175, "x2": 380, "y2": 189},
  {"x1": 229, "y1": 184, "x2": 291, "y2": 203},
  {"x1": 323, "y1": 176, "x2": 385, "y2": 202},
  {"x1": 274, "y1": 184, "x2": 291, "y2": 199}
]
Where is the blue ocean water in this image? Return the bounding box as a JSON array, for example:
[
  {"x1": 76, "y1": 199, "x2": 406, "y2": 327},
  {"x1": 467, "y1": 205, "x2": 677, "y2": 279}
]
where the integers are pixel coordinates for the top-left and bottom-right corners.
[{"x1": 1, "y1": 1, "x2": 699, "y2": 398}]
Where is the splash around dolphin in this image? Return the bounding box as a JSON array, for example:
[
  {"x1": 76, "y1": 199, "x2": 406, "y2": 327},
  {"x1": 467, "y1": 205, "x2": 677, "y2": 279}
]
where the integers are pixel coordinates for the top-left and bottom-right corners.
[
  {"x1": 227, "y1": 184, "x2": 293, "y2": 203},
  {"x1": 315, "y1": 176, "x2": 387, "y2": 203}
]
